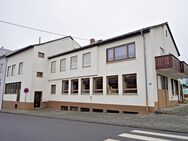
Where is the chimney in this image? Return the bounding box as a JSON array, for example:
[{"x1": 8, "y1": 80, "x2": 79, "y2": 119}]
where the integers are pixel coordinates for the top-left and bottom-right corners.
[{"x1": 90, "y1": 38, "x2": 95, "y2": 44}]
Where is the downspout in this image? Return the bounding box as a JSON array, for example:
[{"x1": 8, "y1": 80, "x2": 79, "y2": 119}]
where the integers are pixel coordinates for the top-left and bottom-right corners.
[{"x1": 141, "y1": 30, "x2": 149, "y2": 112}]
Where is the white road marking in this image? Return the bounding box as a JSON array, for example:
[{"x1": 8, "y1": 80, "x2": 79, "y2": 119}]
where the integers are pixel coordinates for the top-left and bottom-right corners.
[
  {"x1": 132, "y1": 130, "x2": 188, "y2": 140},
  {"x1": 118, "y1": 133, "x2": 172, "y2": 141},
  {"x1": 104, "y1": 139, "x2": 120, "y2": 141}
]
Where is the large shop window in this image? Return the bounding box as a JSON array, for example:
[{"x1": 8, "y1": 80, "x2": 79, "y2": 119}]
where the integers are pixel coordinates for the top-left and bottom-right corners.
[
  {"x1": 123, "y1": 74, "x2": 137, "y2": 93},
  {"x1": 5, "y1": 82, "x2": 21, "y2": 94},
  {"x1": 107, "y1": 76, "x2": 118, "y2": 94},
  {"x1": 62, "y1": 80, "x2": 69, "y2": 94},
  {"x1": 71, "y1": 79, "x2": 78, "y2": 94},
  {"x1": 107, "y1": 42, "x2": 135, "y2": 62},
  {"x1": 81, "y1": 78, "x2": 90, "y2": 94},
  {"x1": 93, "y1": 77, "x2": 103, "y2": 93}
]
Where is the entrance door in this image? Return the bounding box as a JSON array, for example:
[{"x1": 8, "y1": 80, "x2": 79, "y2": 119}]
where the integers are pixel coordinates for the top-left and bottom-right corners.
[
  {"x1": 157, "y1": 75, "x2": 168, "y2": 109},
  {"x1": 34, "y1": 91, "x2": 42, "y2": 108}
]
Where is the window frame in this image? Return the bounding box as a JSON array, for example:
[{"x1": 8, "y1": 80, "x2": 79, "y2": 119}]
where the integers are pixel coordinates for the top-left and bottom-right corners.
[
  {"x1": 0, "y1": 63, "x2": 3, "y2": 73},
  {"x1": 51, "y1": 84, "x2": 56, "y2": 94},
  {"x1": 82, "y1": 52, "x2": 91, "y2": 68},
  {"x1": 106, "y1": 42, "x2": 136, "y2": 62},
  {"x1": 51, "y1": 61, "x2": 56, "y2": 73},
  {"x1": 106, "y1": 75, "x2": 119, "y2": 94},
  {"x1": 11, "y1": 64, "x2": 16, "y2": 76},
  {"x1": 38, "y1": 52, "x2": 45, "y2": 58},
  {"x1": 18, "y1": 62, "x2": 23, "y2": 74},
  {"x1": 81, "y1": 78, "x2": 90, "y2": 94},
  {"x1": 123, "y1": 73, "x2": 137, "y2": 94},
  {"x1": 62, "y1": 80, "x2": 69, "y2": 94},
  {"x1": 71, "y1": 79, "x2": 79, "y2": 94},
  {"x1": 7, "y1": 66, "x2": 11, "y2": 77},
  {"x1": 36, "y1": 72, "x2": 43, "y2": 78},
  {"x1": 93, "y1": 77, "x2": 103, "y2": 94},
  {"x1": 70, "y1": 56, "x2": 78, "y2": 70},
  {"x1": 60, "y1": 58, "x2": 66, "y2": 72}
]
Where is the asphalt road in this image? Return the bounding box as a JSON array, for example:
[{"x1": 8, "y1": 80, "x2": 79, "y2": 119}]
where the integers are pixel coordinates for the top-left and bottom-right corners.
[{"x1": 0, "y1": 112, "x2": 187, "y2": 141}]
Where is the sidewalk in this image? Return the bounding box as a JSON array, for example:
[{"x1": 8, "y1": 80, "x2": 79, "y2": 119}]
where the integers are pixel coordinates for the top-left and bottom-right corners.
[{"x1": 1, "y1": 104, "x2": 188, "y2": 133}]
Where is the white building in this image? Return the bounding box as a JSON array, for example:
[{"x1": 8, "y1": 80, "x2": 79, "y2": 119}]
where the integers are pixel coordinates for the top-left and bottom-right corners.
[
  {"x1": 0, "y1": 48, "x2": 11, "y2": 109},
  {"x1": 2, "y1": 23, "x2": 188, "y2": 113}
]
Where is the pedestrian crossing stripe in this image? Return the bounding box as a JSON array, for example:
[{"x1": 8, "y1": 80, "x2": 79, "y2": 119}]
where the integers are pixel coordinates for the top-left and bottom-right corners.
[
  {"x1": 104, "y1": 139, "x2": 120, "y2": 141},
  {"x1": 118, "y1": 133, "x2": 172, "y2": 141},
  {"x1": 131, "y1": 130, "x2": 188, "y2": 140}
]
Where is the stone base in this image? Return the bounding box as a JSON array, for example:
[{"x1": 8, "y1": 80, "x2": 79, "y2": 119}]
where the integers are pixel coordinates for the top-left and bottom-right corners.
[{"x1": 3, "y1": 101, "x2": 34, "y2": 110}]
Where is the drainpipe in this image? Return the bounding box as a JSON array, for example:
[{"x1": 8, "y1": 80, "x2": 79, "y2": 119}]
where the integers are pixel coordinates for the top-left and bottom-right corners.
[{"x1": 141, "y1": 30, "x2": 149, "y2": 112}]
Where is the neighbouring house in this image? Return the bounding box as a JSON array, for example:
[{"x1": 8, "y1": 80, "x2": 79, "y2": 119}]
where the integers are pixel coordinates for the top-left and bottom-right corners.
[
  {"x1": 180, "y1": 78, "x2": 188, "y2": 98},
  {"x1": 0, "y1": 48, "x2": 11, "y2": 109},
  {"x1": 3, "y1": 36, "x2": 80, "y2": 110},
  {"x1": 2, "y1": 22, "x2": 188, "y2": 113}
]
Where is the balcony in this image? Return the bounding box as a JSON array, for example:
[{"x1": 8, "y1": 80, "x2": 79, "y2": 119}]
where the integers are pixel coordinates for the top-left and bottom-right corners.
[{"x1": 155, "y1": 54, "x2": 188, "y2": 78}]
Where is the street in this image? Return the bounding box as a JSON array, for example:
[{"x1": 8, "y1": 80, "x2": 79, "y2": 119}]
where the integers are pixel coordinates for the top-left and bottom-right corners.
[{"x1": 0, "y1": 112, "x2": 188, "y2": 141}]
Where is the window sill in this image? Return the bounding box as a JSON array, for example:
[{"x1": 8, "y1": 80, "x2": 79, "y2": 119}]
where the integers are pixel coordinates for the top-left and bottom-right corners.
[
  {"x1": 93, "y1": 93, "x2": 103, "y2": 95},
  {"x1": 122, "y1": 93, "x2": 138, "y2": 96},
  {"x1": 61, "y1": 93, "x2": 68, "y2": 95},
  {"x1": 106, "y1": 93, "x2": 119, "y2": 95},
  {"x1": 107, "y1": 57, "x2": 136, "y2": 64},
  {"x1": 82, "y1": 65, "x2": 91, "y2": 68},
  {"x1": 70, "y1": 93, "x2": 79, "y2": 95},
  {"x1": 80, "y1": 93, "x2": 90, "y2": 95}
]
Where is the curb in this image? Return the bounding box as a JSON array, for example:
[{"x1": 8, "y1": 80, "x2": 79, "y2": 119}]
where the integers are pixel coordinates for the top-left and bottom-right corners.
[{"x1": 1, "y1": 110, "x2": 188, "y2": 134}]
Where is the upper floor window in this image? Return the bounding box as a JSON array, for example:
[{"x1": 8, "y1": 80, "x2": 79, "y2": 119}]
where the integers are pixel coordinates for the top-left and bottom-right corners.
[
  {"x1": 107, "y1": 42, "x2": 135, "y2": 62},
  {"x1": 18, "y1": 62, "x2": 23, "y2": 74},
  {"x1": 11, "y1": 65, "x2": 16, "y2": 76},
  {"x1": 70, "y1": 56, "x2": 77, "y2": 70},
  {"x1": 0, "y1": 64, "x2": 3, "y2": 73},
  {"x1": 7, "y1": 66, "x2": 11, "y2": 77},
  {"x1": 83, "y1": 53, "x2": 91, "y2": 67},
  {"x1": 60, "y1": 58, "x2": 66, "y2": 71},
  {"x1": 160, "y1": 47, "x2": 165, "y2": 55},
  {"x1": 51, "y1": 85, "x2": 56, "y2": 94},
  {"x1": 51, "y1": 61, "x2": 56, "y2": 73},
  {"x1": 38, "y1": 52, "x2": 45, "y2": 58},
  {"x1": 37, "y1": 72, "x2": 43, "y2": 78},
  {"x1": 123, "y1": 74, "x2": 137, "y2": 94}
]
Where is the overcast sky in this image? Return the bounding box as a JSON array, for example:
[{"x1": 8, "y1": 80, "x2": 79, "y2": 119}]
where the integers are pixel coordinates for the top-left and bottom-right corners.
[{"x1": 0, "y1": 0, "x2": 188, "y2": 62}]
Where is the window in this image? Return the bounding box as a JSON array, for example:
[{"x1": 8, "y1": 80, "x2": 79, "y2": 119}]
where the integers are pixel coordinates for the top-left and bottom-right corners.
[
  {"x1": 51, "y1": 61, "x2": 56, "y2": 73},
  {"x1": 71, "y1": 79, "x2": 78, "y2": 94},
  {"x1": 81, "y1": 78, "x2": 90, "y2": 94},
  {"x1": 60, "y1": 59, "x2": 66, "y2": 71},
  {"x1": 62, "y1": 80, "x2": 69, "y2": 94},
  {"x1": 83, "y1": 53, "x2": 91, "y2": 67},
  {"x1": 38, "y1": 52, "x2": 45, "y2": 58},
  {"x1": 123, "y1": 74, "x2": 137, "y2": 93},
  {"x1": 0, "y1": 64, "x2": 3, "y2": 73},
  {"x1": 157, "y1": 75, "x2": 168, "y2": 90},
  {"x1": 171, "y1": 79, "x2": 178, "y2": 96},
  {"x1": 107, "y1": 76, "x2": 118, "y2": 94},
  {"x1": 107, "y1": 42, "x2": 135, "y2": 62},
  {"x1": 70, "y1": 56, "x2": 77, "y2": 69},
  {"x1": 51, "y1": 85, "x2": 56, "y2": 94},
  {"x1": 11, "y1": 65, "x2": 16, "y2": 76},
  {"x1": 93, "y1": 77, "x2": 103, "y2": 93},
  {"x1": 160, "y1": 47, "x2": 165, "y2": 55},
  {"x1": 5, "y1": 82, "x2": 21, "y2": 94},
  {"x1": 18, "y1": 62, "x2": 23, "y2": 74},
  {"x1": 7, "y1": 66, "x2": 11, "y2": 77},
  {"x1": 37, "y1": 72, "x2": 43, "y2": 77}
]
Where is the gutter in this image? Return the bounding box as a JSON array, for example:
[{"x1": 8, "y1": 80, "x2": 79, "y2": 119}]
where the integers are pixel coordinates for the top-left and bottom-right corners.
[
  {"x1": 1, "y1": 57, "x2": 7, "y2": 109},
  {"x1": 141, "y1": 30, "x2": 149, "y2": 112}
]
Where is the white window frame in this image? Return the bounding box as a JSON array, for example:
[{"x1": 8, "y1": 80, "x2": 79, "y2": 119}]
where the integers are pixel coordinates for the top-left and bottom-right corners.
[
  {"x1": 70, "y1": 56, "x2": 77, "y2": 70},
  {"x1": 83, "y1": 53, "x2": 91, "y2": 67},
  {"x1": 60, "y1": 58, "x2": 66, "y2": 71}
]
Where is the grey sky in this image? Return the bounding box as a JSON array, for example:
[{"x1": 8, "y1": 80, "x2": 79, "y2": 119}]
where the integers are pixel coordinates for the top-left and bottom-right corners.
[{"x1": 0, "y1": 0, "x2": 188, "y2": 62}]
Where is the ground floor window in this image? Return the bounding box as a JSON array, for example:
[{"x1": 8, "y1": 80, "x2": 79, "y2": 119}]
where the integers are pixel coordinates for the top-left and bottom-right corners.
[
  {"x1": 5, "y1": 82, "x2": 21, "y2": 94},
  {"x1": 81, "y1": 78, "x2": 90, "y2": 94},
  {"x1": 123, "y1": 74, "x2": 137, "y2": 93},
  {"x1": 62, "y1": 80, "x2": 69, "y2": 94},
  {"x1": 51, "y1": 85, "x2": 56, "y2": 94},
  {"x1": 93, "y1": 77, "x2": 103, "y2": 93},
  {"x1": 171, "y1": 79, "x2": 179, "y2": 96},
  {"x1": 71, "y1": 79, "x2": 78, "y2": 94},
  {"x1": 157, "y1": 75, "x2": 168, "y2": 90},
  {"x1": 107, "y1": 75, "x2": 118, "y2": 94}
]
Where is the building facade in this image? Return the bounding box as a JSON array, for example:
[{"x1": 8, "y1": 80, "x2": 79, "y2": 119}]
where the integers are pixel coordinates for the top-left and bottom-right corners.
[
  {"x1": 0, "y1": 48, "x2": 11, "y2": 109},
  {"x1": 2, "y1": 23, "x2": 188, "y2": 113}
]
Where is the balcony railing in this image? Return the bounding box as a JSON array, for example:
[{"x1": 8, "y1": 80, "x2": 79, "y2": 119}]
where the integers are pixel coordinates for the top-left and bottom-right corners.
[
  {"x1": 181, "y1": 61, "x2": 188, "y2": 75},
  {"x1": 155, "y1": 54, "x2": 181, "y2": 72}
]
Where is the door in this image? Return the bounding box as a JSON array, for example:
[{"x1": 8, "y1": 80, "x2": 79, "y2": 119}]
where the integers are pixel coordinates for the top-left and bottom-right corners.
[
  {"x1": 157, "y1": 75, "x2": 168, "y2": 108},
  {"x1": 34, "y1": 91, "x2": 42, "y2": 108}
]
